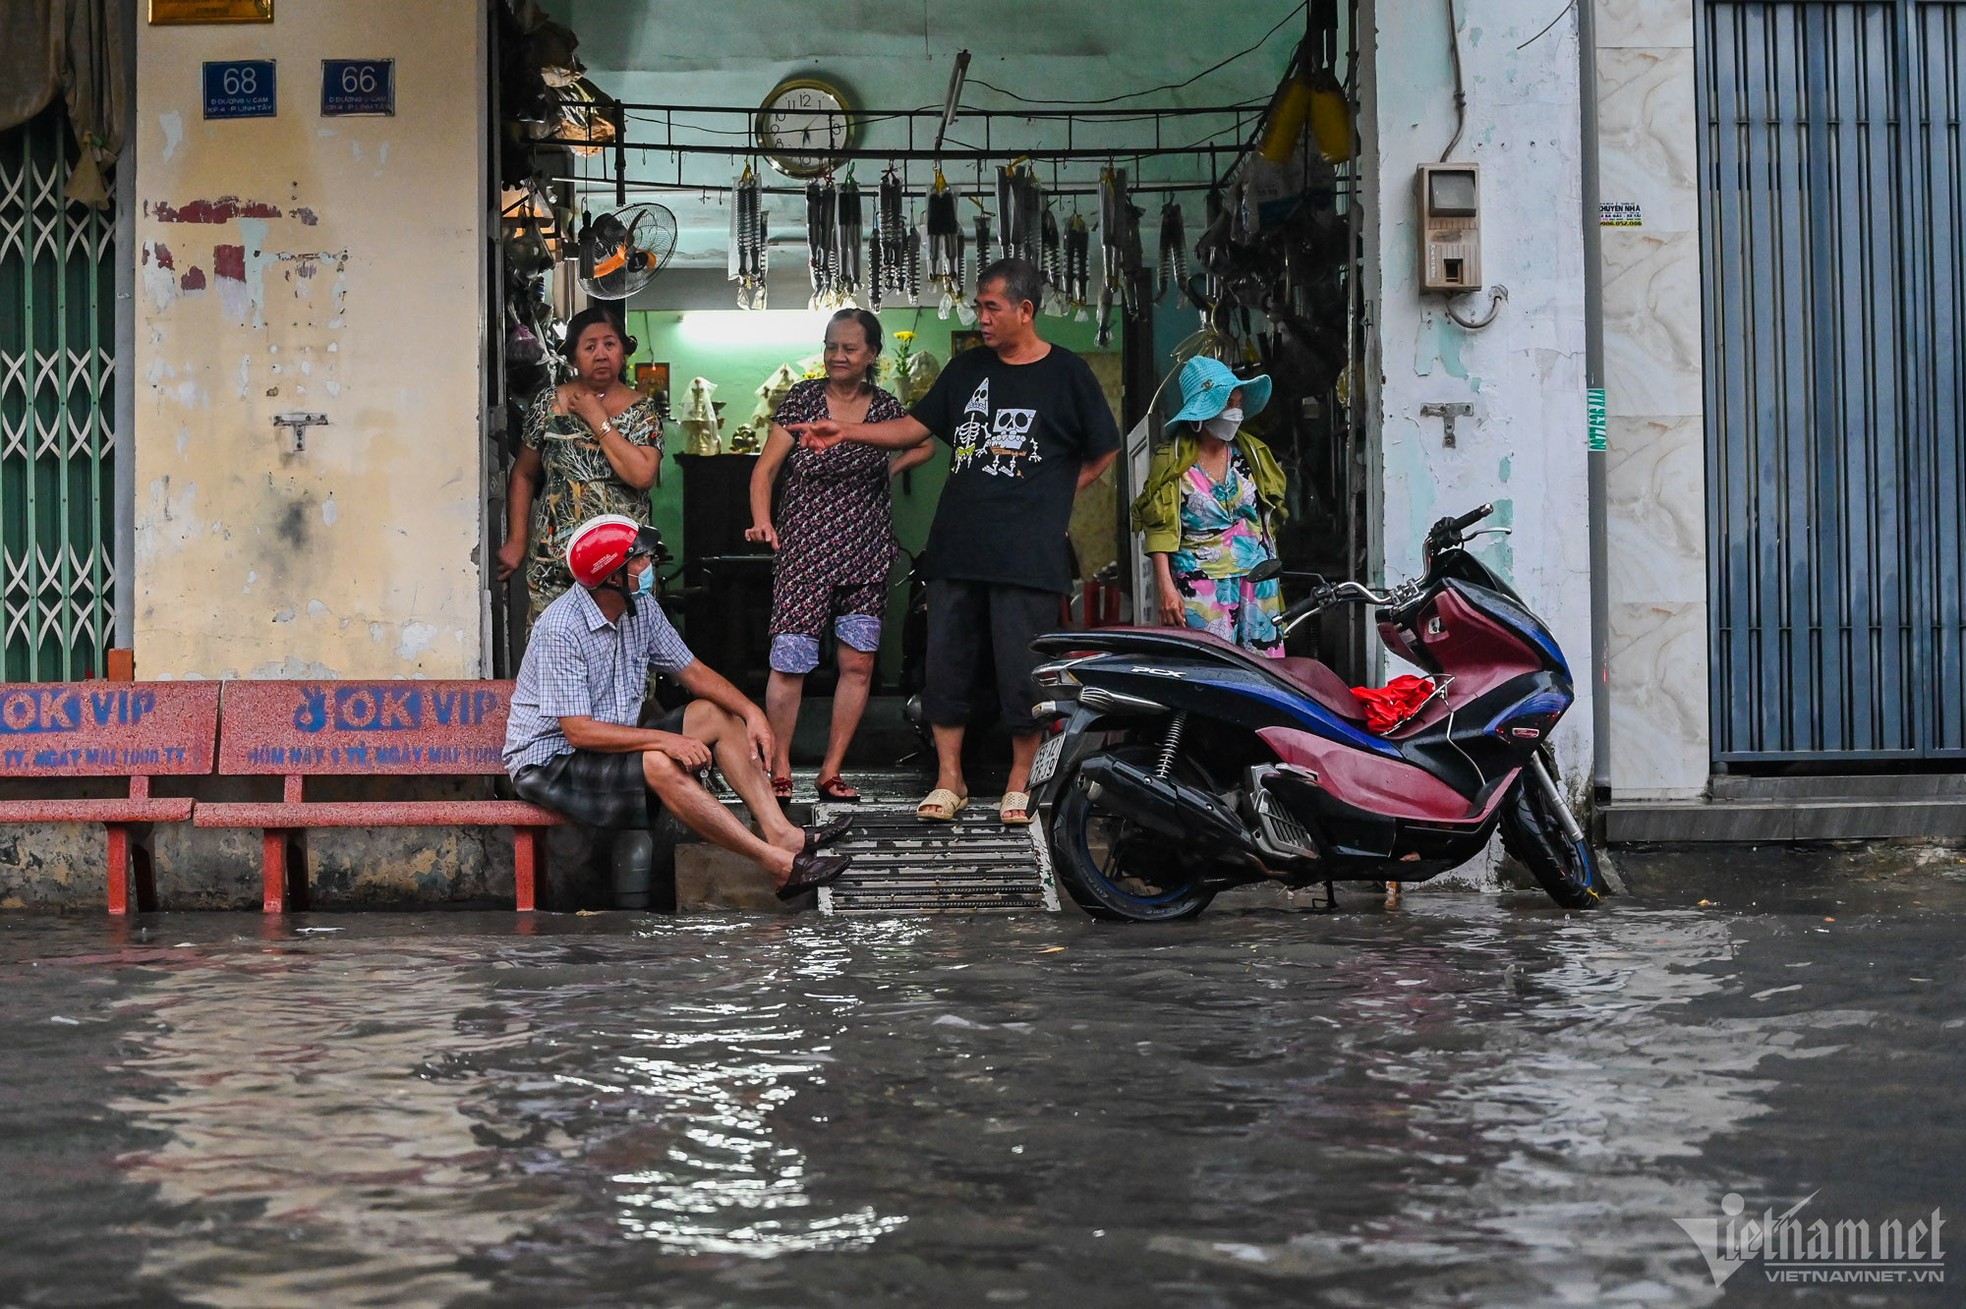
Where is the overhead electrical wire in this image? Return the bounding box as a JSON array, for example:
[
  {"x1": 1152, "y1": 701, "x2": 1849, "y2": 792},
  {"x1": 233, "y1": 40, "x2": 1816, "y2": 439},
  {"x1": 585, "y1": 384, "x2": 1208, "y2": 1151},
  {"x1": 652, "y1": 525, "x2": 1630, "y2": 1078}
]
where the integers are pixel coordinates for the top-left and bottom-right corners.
[
  {"x1": 1516, "y1": 0, "x2": 1576, "y2": 51},
  {"x1": 964, "y1": 1, "x2": 1309, "y2": 108},
  {"x1": 1440, "y1": 0, "x2": 1468, "y2": 162}
]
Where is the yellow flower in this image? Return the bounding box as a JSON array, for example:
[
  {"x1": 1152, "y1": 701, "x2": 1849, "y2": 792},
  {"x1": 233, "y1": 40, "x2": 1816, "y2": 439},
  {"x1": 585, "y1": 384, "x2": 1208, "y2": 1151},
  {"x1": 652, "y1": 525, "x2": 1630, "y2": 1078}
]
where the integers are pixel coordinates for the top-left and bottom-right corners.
[{"x1": 894, "y1": 331, "x2": 916, "y2": 344}]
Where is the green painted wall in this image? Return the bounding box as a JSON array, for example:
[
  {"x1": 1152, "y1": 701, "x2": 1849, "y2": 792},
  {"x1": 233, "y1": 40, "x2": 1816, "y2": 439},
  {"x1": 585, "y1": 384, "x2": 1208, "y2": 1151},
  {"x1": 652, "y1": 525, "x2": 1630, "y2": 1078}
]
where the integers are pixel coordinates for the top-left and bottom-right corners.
[{"x1": 624, "y1": 307, "x2": 1114, "y2": 679}]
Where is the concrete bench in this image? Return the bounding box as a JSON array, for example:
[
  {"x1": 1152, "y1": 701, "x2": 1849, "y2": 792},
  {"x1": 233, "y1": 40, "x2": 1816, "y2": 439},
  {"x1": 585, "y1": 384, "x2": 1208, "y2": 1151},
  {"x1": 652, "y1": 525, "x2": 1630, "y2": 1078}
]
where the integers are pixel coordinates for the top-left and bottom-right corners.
[
  {"x1": 0, "y1": 682, "x2": 220, "y2": 914},
  {"x1": 193, "y1": 680, "x2": 565, "y2": 913}
]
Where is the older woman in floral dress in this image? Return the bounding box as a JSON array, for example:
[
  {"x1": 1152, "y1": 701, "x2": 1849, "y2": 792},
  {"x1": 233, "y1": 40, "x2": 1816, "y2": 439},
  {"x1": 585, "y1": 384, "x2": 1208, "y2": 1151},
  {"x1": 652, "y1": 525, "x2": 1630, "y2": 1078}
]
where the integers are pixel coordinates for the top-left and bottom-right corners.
[
  {"x1": 497, "y1": 307, "x2": 664, "y2": 620},
  {"x1": 746, "y1": 308, "x2": 932, "y2": 800}
]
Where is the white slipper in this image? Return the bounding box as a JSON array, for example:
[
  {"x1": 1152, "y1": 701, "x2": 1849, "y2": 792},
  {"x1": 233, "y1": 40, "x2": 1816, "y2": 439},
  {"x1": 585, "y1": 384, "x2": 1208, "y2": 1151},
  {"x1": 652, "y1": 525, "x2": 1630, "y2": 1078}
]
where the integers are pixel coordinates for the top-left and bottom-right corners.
[{"x1": 916, "y1": 788, "x2": 970, "y2": 821}]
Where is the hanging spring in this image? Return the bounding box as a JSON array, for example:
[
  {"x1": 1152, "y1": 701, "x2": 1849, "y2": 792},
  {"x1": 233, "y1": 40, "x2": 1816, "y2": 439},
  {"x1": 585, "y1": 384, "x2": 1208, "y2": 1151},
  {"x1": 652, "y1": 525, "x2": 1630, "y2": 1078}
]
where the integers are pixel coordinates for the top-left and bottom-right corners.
[{"x1": 1154, "y1": 711, "x2": 1187, "y2": 780}]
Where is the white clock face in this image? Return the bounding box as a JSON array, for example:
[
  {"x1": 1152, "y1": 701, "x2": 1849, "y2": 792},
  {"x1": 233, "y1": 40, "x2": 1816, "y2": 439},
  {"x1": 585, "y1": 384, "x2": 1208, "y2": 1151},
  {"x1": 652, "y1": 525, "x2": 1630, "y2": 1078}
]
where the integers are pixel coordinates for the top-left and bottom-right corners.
[{"x1": 760, "y1": 83, "x2": 851, "y2": 176}]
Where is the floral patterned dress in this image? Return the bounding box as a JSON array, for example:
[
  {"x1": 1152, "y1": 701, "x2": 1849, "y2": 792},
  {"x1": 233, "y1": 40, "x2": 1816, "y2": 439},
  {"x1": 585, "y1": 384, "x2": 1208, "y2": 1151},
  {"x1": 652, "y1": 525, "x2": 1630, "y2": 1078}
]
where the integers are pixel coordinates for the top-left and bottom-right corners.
[
  {"x1": 1169, "y1": 452, "x2": 1285, "y2": 656},
  {"x1": 521, "y1": 388, "x2": 664, "y2": 619},
  {"x1": 763, "y1": 381, "x2": 908, "y2": 666},
  {"x1": 770, "y1": 380, "x2": 907, "y2": 590}
]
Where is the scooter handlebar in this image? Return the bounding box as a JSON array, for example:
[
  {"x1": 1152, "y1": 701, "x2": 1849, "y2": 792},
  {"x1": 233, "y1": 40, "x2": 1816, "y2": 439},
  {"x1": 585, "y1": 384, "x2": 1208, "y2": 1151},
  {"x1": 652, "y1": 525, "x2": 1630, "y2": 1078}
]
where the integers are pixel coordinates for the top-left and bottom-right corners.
[
  {"x1": 1279, "y1": 579, "x2": 1409, "y2": 634},
  {"x1": 1448, "y1": 503, "x2": 1494, "y2": 533}
]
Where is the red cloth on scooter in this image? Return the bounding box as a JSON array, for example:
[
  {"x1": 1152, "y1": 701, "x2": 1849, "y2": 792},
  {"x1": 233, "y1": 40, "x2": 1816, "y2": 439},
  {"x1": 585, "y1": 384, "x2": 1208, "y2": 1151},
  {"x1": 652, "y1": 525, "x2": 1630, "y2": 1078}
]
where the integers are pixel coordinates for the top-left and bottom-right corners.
[{"x1": 1349, "y1": 675, "x2": 1436, "y2": 733}]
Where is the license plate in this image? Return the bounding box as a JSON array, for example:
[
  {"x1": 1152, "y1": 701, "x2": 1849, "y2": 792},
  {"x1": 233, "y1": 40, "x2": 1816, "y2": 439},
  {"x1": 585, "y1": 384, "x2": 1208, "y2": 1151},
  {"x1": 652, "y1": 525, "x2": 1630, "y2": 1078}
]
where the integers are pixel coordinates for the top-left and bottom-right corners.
[{"x1": 1030, "y1": 734, "x2": 1065, "y2": 788}]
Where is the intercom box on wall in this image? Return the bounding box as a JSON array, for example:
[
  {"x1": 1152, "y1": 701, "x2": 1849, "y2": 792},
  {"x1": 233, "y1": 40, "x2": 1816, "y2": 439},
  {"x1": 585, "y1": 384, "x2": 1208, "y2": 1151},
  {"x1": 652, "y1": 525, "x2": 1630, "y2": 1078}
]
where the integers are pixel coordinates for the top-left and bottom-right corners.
[{"x1": 1417, "y1": 163, "x2": 1481, "y2": 293}]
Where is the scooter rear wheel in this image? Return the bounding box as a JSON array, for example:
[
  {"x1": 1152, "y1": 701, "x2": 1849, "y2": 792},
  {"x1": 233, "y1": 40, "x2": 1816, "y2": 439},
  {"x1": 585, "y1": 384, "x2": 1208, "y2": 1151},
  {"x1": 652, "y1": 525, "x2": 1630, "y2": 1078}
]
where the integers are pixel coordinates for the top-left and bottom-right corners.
[
  {"x1": 1499, "y1": 771, "x2": 1604, "y2": 909},
  {"x1": 1051, "y1": 746, "x2": 1217, "y2": 922}
]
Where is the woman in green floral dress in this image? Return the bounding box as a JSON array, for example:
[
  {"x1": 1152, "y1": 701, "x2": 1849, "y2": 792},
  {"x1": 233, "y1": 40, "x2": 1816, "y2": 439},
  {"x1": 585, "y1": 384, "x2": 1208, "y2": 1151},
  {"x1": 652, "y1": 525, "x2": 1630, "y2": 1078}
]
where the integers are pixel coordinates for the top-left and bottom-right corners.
[{"x1": 497, "y1": 308, "x2": 665, "y2": 620}]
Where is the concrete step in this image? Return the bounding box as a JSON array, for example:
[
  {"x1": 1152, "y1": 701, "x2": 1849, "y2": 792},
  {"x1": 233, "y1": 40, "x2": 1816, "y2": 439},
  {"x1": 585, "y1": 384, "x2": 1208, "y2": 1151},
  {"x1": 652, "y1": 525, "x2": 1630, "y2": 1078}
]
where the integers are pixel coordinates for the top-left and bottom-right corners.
[
  {"x1": 817, "y1": 802, "x2": 1057, "y2": 915},
  {"x1": 1605, "y1": 797, "x2": 1966, "y2": 843},
  {"x1": 674, "y1": 844, "x2": 802, "y2": 913},
  {"x1": 1710, "y1": 773, "x2": 1966, "y2": 801}
]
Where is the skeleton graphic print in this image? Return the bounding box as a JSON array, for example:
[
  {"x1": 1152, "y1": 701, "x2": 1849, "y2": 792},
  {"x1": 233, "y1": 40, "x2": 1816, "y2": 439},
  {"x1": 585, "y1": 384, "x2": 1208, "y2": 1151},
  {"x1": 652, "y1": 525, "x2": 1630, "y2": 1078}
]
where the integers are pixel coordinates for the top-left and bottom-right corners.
[
  {"x1": 906, "y1": 344, "x2": 1121, "y2": 592},
  {"x1": 950, "y1": 376, "x2": 1046, "y2": 478}
]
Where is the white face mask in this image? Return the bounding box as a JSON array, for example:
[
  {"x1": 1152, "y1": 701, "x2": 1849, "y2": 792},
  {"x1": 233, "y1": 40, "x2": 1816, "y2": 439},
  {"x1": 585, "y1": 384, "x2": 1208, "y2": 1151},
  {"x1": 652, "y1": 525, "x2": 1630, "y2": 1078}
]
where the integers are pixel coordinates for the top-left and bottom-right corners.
[{"x1": 1202, "y1": 406, "x2": 1244, "y2": 440}]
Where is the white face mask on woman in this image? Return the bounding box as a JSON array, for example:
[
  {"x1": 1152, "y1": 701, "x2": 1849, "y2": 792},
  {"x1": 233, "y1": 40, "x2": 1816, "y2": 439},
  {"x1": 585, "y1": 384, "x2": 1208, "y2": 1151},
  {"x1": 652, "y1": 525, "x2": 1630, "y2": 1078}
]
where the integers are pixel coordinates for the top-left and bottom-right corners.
[{"x1": 1202, "y1": 406, "x2": 1245, "y2": 441}]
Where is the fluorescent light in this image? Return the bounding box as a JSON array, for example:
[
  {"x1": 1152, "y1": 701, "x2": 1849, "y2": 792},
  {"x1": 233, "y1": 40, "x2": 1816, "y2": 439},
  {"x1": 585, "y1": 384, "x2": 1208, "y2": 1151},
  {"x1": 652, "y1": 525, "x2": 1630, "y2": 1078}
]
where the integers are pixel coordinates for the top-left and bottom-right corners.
[{"x1": 673, "y1": 309, "x2": 836, "y2": 349}]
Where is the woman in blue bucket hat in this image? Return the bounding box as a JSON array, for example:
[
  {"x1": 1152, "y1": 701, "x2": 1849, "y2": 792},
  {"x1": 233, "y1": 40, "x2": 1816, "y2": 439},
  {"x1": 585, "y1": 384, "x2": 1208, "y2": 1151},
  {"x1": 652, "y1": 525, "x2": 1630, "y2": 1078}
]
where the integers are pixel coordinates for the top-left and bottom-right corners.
[{"x1": 1128, "y1": 356, "x2": 1290, "y2": 655}]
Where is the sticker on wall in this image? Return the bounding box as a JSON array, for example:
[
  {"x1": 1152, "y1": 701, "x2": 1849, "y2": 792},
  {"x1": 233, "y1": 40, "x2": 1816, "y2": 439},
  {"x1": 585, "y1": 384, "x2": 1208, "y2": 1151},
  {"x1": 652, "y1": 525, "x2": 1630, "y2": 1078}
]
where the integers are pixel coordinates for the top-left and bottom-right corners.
[
  {"x1": 321, "y1": 60, "x2": 395, "y2": 117},
  {"x1": 203, "y1": 60, "x2": 276, "y2": 119},
  {"x1": 1599, "y1": 201, "x2": 1643, "y2": 227},
  {"x1": 150, "y1": 0, "x2": 272, "y2": 23}
]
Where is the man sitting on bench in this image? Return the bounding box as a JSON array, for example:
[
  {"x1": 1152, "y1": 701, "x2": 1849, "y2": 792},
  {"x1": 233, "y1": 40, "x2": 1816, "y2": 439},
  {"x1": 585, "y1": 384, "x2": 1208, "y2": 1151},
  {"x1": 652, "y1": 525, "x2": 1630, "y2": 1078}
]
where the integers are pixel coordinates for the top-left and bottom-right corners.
[{"x1": 503, "y1": 514, "x2": 852, "y2": 901}]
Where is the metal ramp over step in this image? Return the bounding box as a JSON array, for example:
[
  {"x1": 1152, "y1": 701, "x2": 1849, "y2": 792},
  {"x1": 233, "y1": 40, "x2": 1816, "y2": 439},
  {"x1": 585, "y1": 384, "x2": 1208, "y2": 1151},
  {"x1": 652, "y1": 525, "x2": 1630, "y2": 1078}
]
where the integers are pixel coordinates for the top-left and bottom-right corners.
[{"x1": 816, "y1": 803, "x2": 1060, "y2": 915}]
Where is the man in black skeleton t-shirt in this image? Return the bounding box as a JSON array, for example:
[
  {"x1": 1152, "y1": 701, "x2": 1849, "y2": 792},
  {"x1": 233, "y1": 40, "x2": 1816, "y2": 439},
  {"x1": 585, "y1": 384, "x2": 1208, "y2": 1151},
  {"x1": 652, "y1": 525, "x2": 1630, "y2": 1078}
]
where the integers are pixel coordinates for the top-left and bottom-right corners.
[{"x1": 790, "y1": 258, "x2": 1120, "y2": 826}]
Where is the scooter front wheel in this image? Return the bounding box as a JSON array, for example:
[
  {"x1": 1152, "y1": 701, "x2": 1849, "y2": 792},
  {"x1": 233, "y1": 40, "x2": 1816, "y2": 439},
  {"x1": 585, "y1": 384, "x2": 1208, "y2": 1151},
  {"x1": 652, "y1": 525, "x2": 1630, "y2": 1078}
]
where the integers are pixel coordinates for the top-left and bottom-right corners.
[
  {"x1": 1050, "y1": 746, "x2": 1217, "y2": 922},
  {"x1": 1498, "y1": 760, "x2": 1604, "y2": 909}
]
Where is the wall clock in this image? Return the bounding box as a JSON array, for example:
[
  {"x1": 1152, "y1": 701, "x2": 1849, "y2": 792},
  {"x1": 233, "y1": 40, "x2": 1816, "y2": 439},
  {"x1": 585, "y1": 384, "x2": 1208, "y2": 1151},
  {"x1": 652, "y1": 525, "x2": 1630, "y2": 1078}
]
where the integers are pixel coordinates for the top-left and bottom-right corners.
[{"x1": 755, "y1": 78, "x2": 855, "y2": 177}]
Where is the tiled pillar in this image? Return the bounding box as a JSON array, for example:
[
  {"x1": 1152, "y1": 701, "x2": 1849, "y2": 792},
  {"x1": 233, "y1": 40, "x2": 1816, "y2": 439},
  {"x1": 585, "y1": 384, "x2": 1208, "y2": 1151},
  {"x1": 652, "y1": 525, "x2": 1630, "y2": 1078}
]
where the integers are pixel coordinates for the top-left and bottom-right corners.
[{"x1": 1597, "y1": 0, "x2": 1711, "y2": 799}]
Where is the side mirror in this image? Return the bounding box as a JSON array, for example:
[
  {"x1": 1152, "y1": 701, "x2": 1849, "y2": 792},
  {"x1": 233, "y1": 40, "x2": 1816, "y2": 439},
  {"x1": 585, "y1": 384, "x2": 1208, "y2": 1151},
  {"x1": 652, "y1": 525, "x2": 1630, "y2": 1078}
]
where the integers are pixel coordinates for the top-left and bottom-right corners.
[{"x1": 1246, "y1": 558, "x2": 1284, "y2": 585}]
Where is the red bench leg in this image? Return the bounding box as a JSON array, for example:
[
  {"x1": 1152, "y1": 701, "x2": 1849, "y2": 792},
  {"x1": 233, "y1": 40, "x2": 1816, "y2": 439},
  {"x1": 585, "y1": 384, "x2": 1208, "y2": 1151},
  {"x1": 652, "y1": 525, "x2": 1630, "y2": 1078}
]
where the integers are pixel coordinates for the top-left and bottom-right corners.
[
  {"x1": 107, "y1": 824, "x2": 131, "y2": 916},
  {"x1": 260, "y1": 831, "x2": 309, "y2": 913},
  {"x1": 514, "y1": 827, "x2": 547, "y2": 912},
  {"x1": 105, "y1": 825, "x2": 159, "y2": 915},
  {"x1": 261, "y1": 830, "x2": 313, "y2": 912},
  {"x1": 261, "y1": 831, "x2": 287, "y2": 912}
]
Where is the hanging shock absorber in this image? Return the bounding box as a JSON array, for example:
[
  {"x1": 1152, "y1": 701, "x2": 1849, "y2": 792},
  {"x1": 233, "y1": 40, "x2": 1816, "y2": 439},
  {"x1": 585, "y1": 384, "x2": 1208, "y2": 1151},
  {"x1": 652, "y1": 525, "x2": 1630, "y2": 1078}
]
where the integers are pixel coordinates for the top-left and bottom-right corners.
[{"x1": 1154, "y1": 711, "x2": 1187, "y2": 780}]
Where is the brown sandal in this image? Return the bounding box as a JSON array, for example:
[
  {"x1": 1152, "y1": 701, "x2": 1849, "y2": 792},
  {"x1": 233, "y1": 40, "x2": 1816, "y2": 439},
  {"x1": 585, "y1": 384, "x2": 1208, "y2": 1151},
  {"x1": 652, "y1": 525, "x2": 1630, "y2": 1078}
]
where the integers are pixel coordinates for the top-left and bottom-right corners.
[
  {"x1": 815, "y1": 775, "x2": 860, "y2": 802},
  {"x1": 772, "y1": 775, "x2": 794, "y2": 800}
]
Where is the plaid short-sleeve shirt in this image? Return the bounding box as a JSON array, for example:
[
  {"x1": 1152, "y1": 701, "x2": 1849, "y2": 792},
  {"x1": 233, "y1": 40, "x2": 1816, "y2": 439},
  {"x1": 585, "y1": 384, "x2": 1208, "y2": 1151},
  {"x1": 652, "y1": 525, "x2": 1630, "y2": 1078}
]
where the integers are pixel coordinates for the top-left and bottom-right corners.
[{"x1": 502, "y1": 585, "x2": 696, "y2": 775}]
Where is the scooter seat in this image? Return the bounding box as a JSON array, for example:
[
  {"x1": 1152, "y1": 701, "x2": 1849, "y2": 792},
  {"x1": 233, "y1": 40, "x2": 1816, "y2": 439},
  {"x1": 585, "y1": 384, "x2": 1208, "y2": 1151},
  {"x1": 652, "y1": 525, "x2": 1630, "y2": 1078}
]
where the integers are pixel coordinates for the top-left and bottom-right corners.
[
  {"x1": 1145, "y1": 628, "x2": 1367, "y2": 723},
  {"x1": 1274, "y1": 657, "x2": 1369, "y2": 723}
]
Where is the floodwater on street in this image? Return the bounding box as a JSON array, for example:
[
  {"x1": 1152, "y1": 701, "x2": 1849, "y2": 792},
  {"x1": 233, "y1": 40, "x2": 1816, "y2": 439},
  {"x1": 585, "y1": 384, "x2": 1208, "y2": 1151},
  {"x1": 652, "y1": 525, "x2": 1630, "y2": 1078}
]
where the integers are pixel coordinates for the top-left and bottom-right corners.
[{"x1": 1, "y1": 850, "x2": 1961, "y2": 1307}]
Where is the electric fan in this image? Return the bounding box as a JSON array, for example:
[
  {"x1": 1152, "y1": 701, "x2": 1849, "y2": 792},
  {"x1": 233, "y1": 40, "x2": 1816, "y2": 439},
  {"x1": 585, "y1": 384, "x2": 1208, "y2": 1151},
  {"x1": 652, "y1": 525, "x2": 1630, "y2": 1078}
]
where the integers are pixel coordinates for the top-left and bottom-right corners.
[{"x1": 578, "y1": 203, "x2": 679, "y2": 300}]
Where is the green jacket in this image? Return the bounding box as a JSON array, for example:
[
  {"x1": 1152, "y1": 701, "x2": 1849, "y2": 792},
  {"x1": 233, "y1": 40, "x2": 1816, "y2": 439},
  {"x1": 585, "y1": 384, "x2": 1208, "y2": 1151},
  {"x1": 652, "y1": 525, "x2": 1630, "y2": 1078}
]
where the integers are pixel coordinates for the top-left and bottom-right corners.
[{"x1": 1129, "y1": 432, "x2": 1289, "y2": 556}]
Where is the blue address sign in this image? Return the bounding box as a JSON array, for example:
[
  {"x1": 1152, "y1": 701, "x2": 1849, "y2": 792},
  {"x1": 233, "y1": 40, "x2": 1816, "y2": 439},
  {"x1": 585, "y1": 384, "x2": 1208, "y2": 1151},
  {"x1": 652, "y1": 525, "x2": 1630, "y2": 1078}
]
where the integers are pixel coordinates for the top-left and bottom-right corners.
[
  {"x1": 321, "y1": 59, "x2": 395, "y2": 116},
  {"x1": 202, "y1": 59, "x2": 276, "y2": 119}
]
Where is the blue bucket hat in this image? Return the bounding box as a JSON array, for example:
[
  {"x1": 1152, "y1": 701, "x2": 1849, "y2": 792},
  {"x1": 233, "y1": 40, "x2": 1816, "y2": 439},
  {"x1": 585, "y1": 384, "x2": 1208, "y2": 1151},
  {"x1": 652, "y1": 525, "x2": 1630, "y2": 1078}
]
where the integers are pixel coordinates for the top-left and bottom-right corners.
[{"x1": 1165, "y1": 355, "x2": 1273, "y2": 432}]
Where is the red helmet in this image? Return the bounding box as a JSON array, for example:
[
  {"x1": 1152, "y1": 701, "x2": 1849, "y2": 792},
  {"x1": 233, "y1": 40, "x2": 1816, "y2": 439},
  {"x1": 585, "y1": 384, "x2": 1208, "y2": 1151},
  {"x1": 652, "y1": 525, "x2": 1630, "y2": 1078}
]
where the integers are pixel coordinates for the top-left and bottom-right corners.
[{"x1": 565, "y1": 515, "x2": 642, "y2": 588}]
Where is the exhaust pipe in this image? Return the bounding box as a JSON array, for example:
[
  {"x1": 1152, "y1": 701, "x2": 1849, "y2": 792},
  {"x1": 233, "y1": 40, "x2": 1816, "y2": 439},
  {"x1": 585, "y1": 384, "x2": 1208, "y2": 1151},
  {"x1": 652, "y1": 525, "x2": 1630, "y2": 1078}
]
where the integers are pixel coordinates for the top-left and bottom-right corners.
[{"x1": 1078, "y1": 755, "x2": 1256, "y2": 855}]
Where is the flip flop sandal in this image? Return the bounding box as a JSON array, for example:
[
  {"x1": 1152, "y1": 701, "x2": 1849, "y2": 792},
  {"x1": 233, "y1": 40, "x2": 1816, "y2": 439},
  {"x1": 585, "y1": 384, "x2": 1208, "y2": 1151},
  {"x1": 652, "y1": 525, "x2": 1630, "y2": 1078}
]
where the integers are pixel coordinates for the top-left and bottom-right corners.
[
  {"x1": 777, "y1": 850, "x2": 851, "y2": 901},
  {"x1": 815, "y1": 775, "x2": 861, "y2": 802},
  {"x1": 772, "y1": 775, "x2": 794, "y2": 800},
  {"x1": 803, "y1": 815, "x2": 854, "y2": 854},
  {"x1": 916, "y1": 788, "x2": 969, "y2": 822},
  {"x1": 999, "y1": 791, "x2": 1034, "y2": 826}
]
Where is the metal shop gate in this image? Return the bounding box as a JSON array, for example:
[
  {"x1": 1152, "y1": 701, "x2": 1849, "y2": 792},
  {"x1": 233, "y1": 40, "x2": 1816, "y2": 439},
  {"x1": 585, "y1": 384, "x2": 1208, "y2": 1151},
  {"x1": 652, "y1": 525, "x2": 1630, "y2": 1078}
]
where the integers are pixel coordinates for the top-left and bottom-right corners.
[
  {"x1": 1700, "y1": 0, "x2": 1966, "y2": 762},
  {"x1": 0, "y1": 105, "x2": 116, "y2": 681}
]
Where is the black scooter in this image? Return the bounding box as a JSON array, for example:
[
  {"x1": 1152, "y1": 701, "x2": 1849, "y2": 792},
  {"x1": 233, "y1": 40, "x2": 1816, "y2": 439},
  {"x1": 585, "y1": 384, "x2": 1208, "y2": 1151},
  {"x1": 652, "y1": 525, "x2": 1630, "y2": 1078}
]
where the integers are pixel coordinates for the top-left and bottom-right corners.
[{"x1": 1026, "y1": 506, "x2": 1605, "y2": 921}]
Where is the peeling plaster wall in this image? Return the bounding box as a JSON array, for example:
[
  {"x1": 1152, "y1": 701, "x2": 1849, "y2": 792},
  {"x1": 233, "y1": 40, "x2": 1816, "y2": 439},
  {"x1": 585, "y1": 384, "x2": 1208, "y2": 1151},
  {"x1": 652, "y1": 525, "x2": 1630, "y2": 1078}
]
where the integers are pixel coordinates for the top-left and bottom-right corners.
[
  {"x1": 1595, "y1": 0, "x2": 1709, "y2": 800},
  {"x1": 1359, "y1": 1, "x2": 1591, "y2": 876},
  {"x1": 133, "y1": 2, "x2": 485, "y2": 678}
]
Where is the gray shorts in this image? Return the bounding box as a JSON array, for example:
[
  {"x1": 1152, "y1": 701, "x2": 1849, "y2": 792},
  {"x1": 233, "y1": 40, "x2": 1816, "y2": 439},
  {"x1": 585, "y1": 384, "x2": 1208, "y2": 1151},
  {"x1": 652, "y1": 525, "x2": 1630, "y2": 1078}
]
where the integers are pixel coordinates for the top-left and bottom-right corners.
[{"x1": 510, "y1": 706, "x2": 686, "y2": 829}]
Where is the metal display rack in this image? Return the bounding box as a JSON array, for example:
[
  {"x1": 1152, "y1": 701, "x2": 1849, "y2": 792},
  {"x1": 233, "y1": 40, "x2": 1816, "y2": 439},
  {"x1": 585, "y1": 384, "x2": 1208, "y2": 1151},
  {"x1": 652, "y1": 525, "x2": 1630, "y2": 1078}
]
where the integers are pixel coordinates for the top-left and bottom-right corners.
[{"x1": 533, "y1": 99, "x2": 1277, "y2": 205}]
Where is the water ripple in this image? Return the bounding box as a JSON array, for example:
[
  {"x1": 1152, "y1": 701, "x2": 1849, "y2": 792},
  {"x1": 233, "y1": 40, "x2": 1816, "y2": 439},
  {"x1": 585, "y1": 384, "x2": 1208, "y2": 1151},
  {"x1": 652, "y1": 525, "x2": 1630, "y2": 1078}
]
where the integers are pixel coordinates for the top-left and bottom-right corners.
[{"x1": 0, "y1": 884, "x2": 1958, "y2": 1307}]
